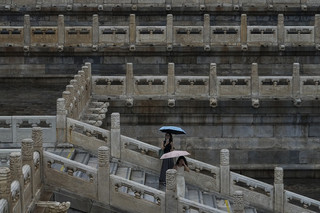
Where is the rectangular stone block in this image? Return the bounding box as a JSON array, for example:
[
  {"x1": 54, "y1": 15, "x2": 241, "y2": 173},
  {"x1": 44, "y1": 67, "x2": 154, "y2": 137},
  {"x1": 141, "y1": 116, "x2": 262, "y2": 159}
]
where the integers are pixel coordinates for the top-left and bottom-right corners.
[
  {"x1": 253, "y1": 125, "x2": 273, "y2": 137},
  {"x1": 308, "y1": 124, "x2": 320, "y2": 137},
  {"x1": 0, "y1": 64, "x2": 45, "y2": 76},
  {"x1": 222, "y1": 125, "x2": 253, "y2": 137},
  {"x1": 274, "y1": 125, "x2": 306, "y2": 137}
]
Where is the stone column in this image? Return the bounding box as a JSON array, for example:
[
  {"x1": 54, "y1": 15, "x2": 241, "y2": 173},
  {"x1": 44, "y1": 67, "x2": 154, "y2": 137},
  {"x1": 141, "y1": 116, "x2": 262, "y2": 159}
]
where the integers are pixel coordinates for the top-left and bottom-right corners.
[
  {"x1": 24, "y1": 14, "x2": 31, "y2": 51},
  {"x1": 98, "y1": 146, "x2": 110, "y2": 204},
  {"x1": 83, "y1": 62, "x2": 92, "y2": 98},
  {"x1": 209, "y1": 63, "x2": 218, "y2": 107},
  {"x1": 111, "y1": 113, "x2": 121, "y2": 159},
  {"x1": 74, "y1": 74, "x2": 84, "y2": 114},
  {"x1": 126, "y1": 63, "x2": 134, "y2": 96},
  {"x1": 292, "y1": 63, "x2": 301, "y2": 105},
  {"x1": 251, "y1": 63, "x2": 259, "y2": 108},
  {"x1": 10, "y1": 152, "x2": 24, "y2": 213},
  {"x1": 166, "y1": 14, "x2": 173, "y2": 51},
  {"x1": 233, "y1": 191, "x2": 244, "y2": 213},
  {"x1": 129, "y1": 14, "x2": 136, "y2": 50},
  {"x1": 274, "y1": 167, "x2": 284, "y2": 213},
  {"x1": 92, "y1": 14, "x2": 99, "y2": 49},
  {"x1": 220, "y1": 149, "x2": 230, "y2": 195},
  {"x1": 22, "y1": 138, "x2": 35, "y2": 197},
  {"x1": 240, "y1": 14, "x2": 247, "y2": 45},
  {"x1": 70, "y1": 79, "x2": 80, "y2": 119},
  {"x1": 58, "y1": 15, "x2": 65, "y2": 51},
  {"x1": 165, "y1": 169, "x2": 178, "y2": 213},
  {"x1": 277, "y1": 14, "x2": 285, "y2": 50},
  {"x1": 56, "y1": 98, "x2": 67, "y2": 144},
  {"x1": 167, "y1": 63, "x2": 175, "y2": 95},
  {"x1": 32, "y1": 127, "x2": 43, "y2": 181},
  {"x1": 315, "y1": 15, "x2": 320, "y2": 46},
  {"x1": 203, "y1": 14, "x2": 210, "y2": 51},
  {"x1": 0, "y1": 168, "x2": 11, "y2": 211}
]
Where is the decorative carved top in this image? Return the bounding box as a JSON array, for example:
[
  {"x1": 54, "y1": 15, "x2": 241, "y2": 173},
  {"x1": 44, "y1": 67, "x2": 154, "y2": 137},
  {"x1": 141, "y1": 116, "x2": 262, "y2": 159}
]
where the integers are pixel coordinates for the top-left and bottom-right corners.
[
  {"x1": 37, "y1": 201, "x2": 71, "y2": 213},
  {"x1": 98, "y1": 146, "x2": 110, "y2": 167},
  {"x1": 57, "y1": 98, "x2": 66, "y2": 112},
  {"x1": 32, "y1": 127, "x2": 43, "y2": 149},
  {"x1": 233, "y1": 190, "x2": 244, "y2": 211},
  {"x1": 10, "y1": 152, "x2": 22, "y2": 179},
  {"x1": 166, "y1": 169, "x2": 176, "y2": 191},
  {"x1": 0, "y1": 167, "x2": 11, "y2": 196},
  {"x1": 111, "y1": 113, "x2": 120, "y2": 129},
  {"x1": 274, "y1": 167, "x2": 283, "y2": 184},
  {"x1": 220, "y1": 149, "x2": 229, "y2": 166},
  {"x1": 21, "y1": 138, "x2": 34, "y2": 162}
]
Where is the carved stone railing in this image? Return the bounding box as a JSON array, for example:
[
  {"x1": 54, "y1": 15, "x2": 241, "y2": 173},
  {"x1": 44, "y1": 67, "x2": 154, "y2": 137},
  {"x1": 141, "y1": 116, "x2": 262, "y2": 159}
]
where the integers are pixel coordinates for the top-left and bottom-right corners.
[
  {"x1": 92, "y1": 62, "x2": 318, "y2": 107},
  {"x1": 0, "y1": 0, "x2": 319, "y2": 12},
  {"x1": 66, "y1": 118, "x2": 109, "y2": 155},
  {"x1": 179, "y1": 197, "x2": 227, "y2": 213},
  {"x1": 0, "y1": 199, "x2": 8, "y2": 213},
  {"x1": 110, "y1": 175, "x2": 165, "y2": 213},
  {"x1": 1, "y1": 14, "x2": 320, "y2": 52},
  {"x1": 285, "y1": 190, "x2": 320, "y2": 213},
  {"x1": 43, "y1": 151, "x2": 98, "y2": 200},
  {"x1": 0, "y1": 116, "x2": 56, "y2": 147},
  {"x1": 230, "y1": 172, "x2": 273, "y2": 211}
]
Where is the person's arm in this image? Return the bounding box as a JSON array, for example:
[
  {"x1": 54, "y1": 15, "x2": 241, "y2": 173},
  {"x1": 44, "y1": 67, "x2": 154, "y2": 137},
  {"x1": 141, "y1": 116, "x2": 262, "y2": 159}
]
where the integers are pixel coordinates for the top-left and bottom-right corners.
[
  {"x1": 183, "y1": 162, "x2": 190, "y2": 172},
  {"x1": 170, "y1": 142, "x2": 174, "y2": 151}
]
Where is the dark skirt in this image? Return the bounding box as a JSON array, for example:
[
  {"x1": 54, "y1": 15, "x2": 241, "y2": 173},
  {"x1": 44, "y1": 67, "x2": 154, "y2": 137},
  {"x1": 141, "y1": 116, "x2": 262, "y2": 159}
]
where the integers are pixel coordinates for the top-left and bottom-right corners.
[{"x1": 159, "y1": 158, "x2": 174, "y2": 183}]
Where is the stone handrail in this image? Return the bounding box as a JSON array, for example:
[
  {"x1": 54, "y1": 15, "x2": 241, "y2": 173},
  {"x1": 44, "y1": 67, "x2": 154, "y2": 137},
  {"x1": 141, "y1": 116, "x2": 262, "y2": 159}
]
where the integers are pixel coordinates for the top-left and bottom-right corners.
[
  {"x1": 66, "y1": 118, "x2": 109, "y2": 155},
  {"x1": 0, "y1": 116, "x2": 56, "y2": 146},
  {"x1": 179, "y1": 197, "x2": 227, "y2": 213},
  {"x1": 22, "y1": 165, "x2": 31, "y2": 181},
  {"x1": 91, "y1": 62, "x2": 316, "y2": 106},
  {"x1": 10, "y1": 180, "x2": 20, "y2": 203},
  {"x1": 43, "y1": 151, "x2": 98, "y2": 200},
  {"x1": 230, "y1": 172, "x2": 273, "y2": 211},
  {"x1": 110, "y1": 174, "x2": 165, "y2": 212},
  {"x1": 285, "y1": 190, "x2": 320, "y2": 213},
  {"x1": 0, "y1": 0, "x2": 319, "y2": 12},
  {"x1": 0, "y1": 199, "x2": 8, "y2": 213},
  {"x1": 1, "y1": 14, "x2": 320, "y2": 52}
]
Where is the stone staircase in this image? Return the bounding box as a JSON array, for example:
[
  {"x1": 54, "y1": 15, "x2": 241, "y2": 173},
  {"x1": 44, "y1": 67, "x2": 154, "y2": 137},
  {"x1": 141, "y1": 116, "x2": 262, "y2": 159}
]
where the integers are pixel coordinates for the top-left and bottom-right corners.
[
  {"x1": 46, "y1": 147, "x2": 259, "y2": 213},
  {"x1": 80, "y1": 100, "x2": 109, "y2": 127}
]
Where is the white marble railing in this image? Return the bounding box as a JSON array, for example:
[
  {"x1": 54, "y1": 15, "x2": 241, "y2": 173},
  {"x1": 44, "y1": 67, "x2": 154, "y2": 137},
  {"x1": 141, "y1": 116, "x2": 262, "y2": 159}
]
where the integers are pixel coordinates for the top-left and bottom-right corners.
[
  {"x1": 10, "y1": 180, "x2": 20, "y2": 203},
  {"x1": 179, "y1": 197, "x2": 227, "y2": 213},
  {"x1": 110, "y1": 174, "x2": 165, "y2": 213},
  {"x1": 1, "y1": 14, "x2": 320, "y2": 51},
  {"x1": 92, "y1": 76, "x2": 126, "y2": 96},
  {"x1": 285, "y1": 190, "x2": 320, "y2": 213},
  {"x1": 0, "y1": 116, "x2": 56, "y2": 146}
]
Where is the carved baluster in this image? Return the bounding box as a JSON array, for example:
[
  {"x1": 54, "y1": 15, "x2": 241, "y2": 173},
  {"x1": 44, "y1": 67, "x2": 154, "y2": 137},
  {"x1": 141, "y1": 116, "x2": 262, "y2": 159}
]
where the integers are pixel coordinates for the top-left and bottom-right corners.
[
  {"x1": 22, "y1": 138, "x2": 35, "y2": 197},
  {"x1": 233, "y1": 191, "x2": 244, "y2": 213},
  {"x1": 0, "y1": 168, "x2": 12, "y2": 211},
  {"x1": 56, "y1": 98, "x2": 67, "y2": 144},
  {"x1": 274, "y1": 167, "x2": 284, "y2": 213},
  {"x1": 111, "y1": 113, "x2": 121, "y2": 159},
  {"x1": 98, "y1": 146, "x2": 110, "y2": 204},
  {"x1": 165, "y1": 169, "x2": 178, "y2": 213},
  {"x1": 220, "y1": 149, "x2": 230, "y2": 195},
  {"x1": 58, "y1": 15, "x2": 65, "y2": 51}
]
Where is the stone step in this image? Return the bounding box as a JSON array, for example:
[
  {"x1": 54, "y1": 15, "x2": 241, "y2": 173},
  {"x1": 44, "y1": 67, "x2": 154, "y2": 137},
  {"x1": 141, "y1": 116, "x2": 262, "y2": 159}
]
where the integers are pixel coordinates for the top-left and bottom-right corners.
[
  {"x1": 87, "y1": 157, "x2": 98, "y2": 169},
  {"x1": 202, "y1": 192, "x2": 217, "y2": 208},
  {"x1": 115, "y1": 167, "x2": 132, "y2": 193},
  {"x1": 130, "y1": 170, "x2": 146, "y2": 185}
]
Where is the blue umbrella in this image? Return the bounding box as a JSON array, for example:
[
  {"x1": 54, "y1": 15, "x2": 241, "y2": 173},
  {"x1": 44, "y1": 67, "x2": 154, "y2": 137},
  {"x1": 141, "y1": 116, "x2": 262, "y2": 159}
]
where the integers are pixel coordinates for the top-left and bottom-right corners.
[{"x1": 159, "y1": 126, "x2": 186, "y2": 135}]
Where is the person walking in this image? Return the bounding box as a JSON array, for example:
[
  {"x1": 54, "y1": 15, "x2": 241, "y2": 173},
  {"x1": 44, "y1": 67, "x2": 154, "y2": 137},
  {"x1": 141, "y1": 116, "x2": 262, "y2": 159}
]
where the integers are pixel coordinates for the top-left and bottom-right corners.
[
  {"x1": 173, "y1": 156, "x2": 190, "y2": 198},
  {"x1": 159, "y1": 133, "x2": 174, "y2": 185}
]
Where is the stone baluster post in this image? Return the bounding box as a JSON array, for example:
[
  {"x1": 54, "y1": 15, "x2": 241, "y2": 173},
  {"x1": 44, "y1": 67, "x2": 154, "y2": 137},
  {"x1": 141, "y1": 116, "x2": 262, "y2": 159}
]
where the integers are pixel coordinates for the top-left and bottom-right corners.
[
  {"x1": 274, "y1": 167, "x2": 284, "y2": 213},
  {"x1": 77, "y1": 70, "x2": 86, "y2": 110},
  {"x1": 22, "y1": 139, "x2": 35, "y2": 197},
  {"x1": 32, "y1": 127, "x2": 43, "y2": 180},
  {"x1": 240, "y1": 14, "x2": 247, "y2": 48},
  {"x1": 74, "y1": 74, "x2": 84, "y2": 115},
  {"x1": 56, "y1": 98, "x2": 67, "y2": 144},
  {"x1": 66, "y1": 84, "x2": 75, "y2": 118},
  {"x1": 126, "y1": 63, "x2": 134, "y2": 97},
  {"x1": 24, "y1": 14, "x2": 31, "y2": 50},
  {"x1": 166, "y1": 14, "x2": 173, "y2": 51},
  {"x1": 84, "y1": 62, "x2": 92, "y2": 94},
  {"x1": 10, "y1": 152, "x2": 24, "y2": 213},
  {"x1": 251, "y1": 63, "x2": 259, "y2": 108},
  {"x1": 277, "y1": 14, "x2": 285, "y2": 50},
  {"x1": 203, "y1": 14, "x2": 210, "y2": 51},
  {"x1": 165, "y1": 169, "x2": 178, "y2": 213},
  {"x1": 111, "y1": 113, "x2": 121, "y2": 159},
  {"x1": 62, "y1": 91, "x2": 71, "y2": 115},
  {"x1": 209, "y1": 63, "x2": 218, "y2": 107},
  {"x1": 315, "y1": 14, "x2": 320, "y2": 48},
  {"x1": 233, "y1": 191, "x2": 244, "y2": 213},
  {"x1": 58, "y1": 15, "x2": 65, "y2": 51},
  {"x1": 98, "y1": 146, "x2": 110, "y2": 204},
  {"x1": 92, "y1": 14, "x2": 99, "y2": 50},
  {"x1": 167, "y1": 63, "x2": 175, "y2": 96},
  {"x1": 220, "y1": 149, "x2": 230, "y2": 195},
  {"x1": 70, "y1": 79, "x2": 79, "y2": 119},
  {"x1": 292, "y1": 63, "x2": 301, "y2": 106},
  {"x1": 0, "y1": 168, "x2": 11, "y2": 212},
  {"x1": 129, "y1": 14, "x2": 136, "y2": 51}
]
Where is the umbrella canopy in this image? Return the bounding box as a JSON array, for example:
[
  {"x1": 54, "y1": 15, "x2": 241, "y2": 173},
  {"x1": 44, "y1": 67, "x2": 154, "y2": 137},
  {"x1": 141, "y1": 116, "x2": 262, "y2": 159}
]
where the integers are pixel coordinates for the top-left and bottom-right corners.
[
  {"x1": 159, "y1": 126, "x2": 186, "y2": 135},
  {"x1": 160, "y1": 150, "x2": 190, "y2": 160}
]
